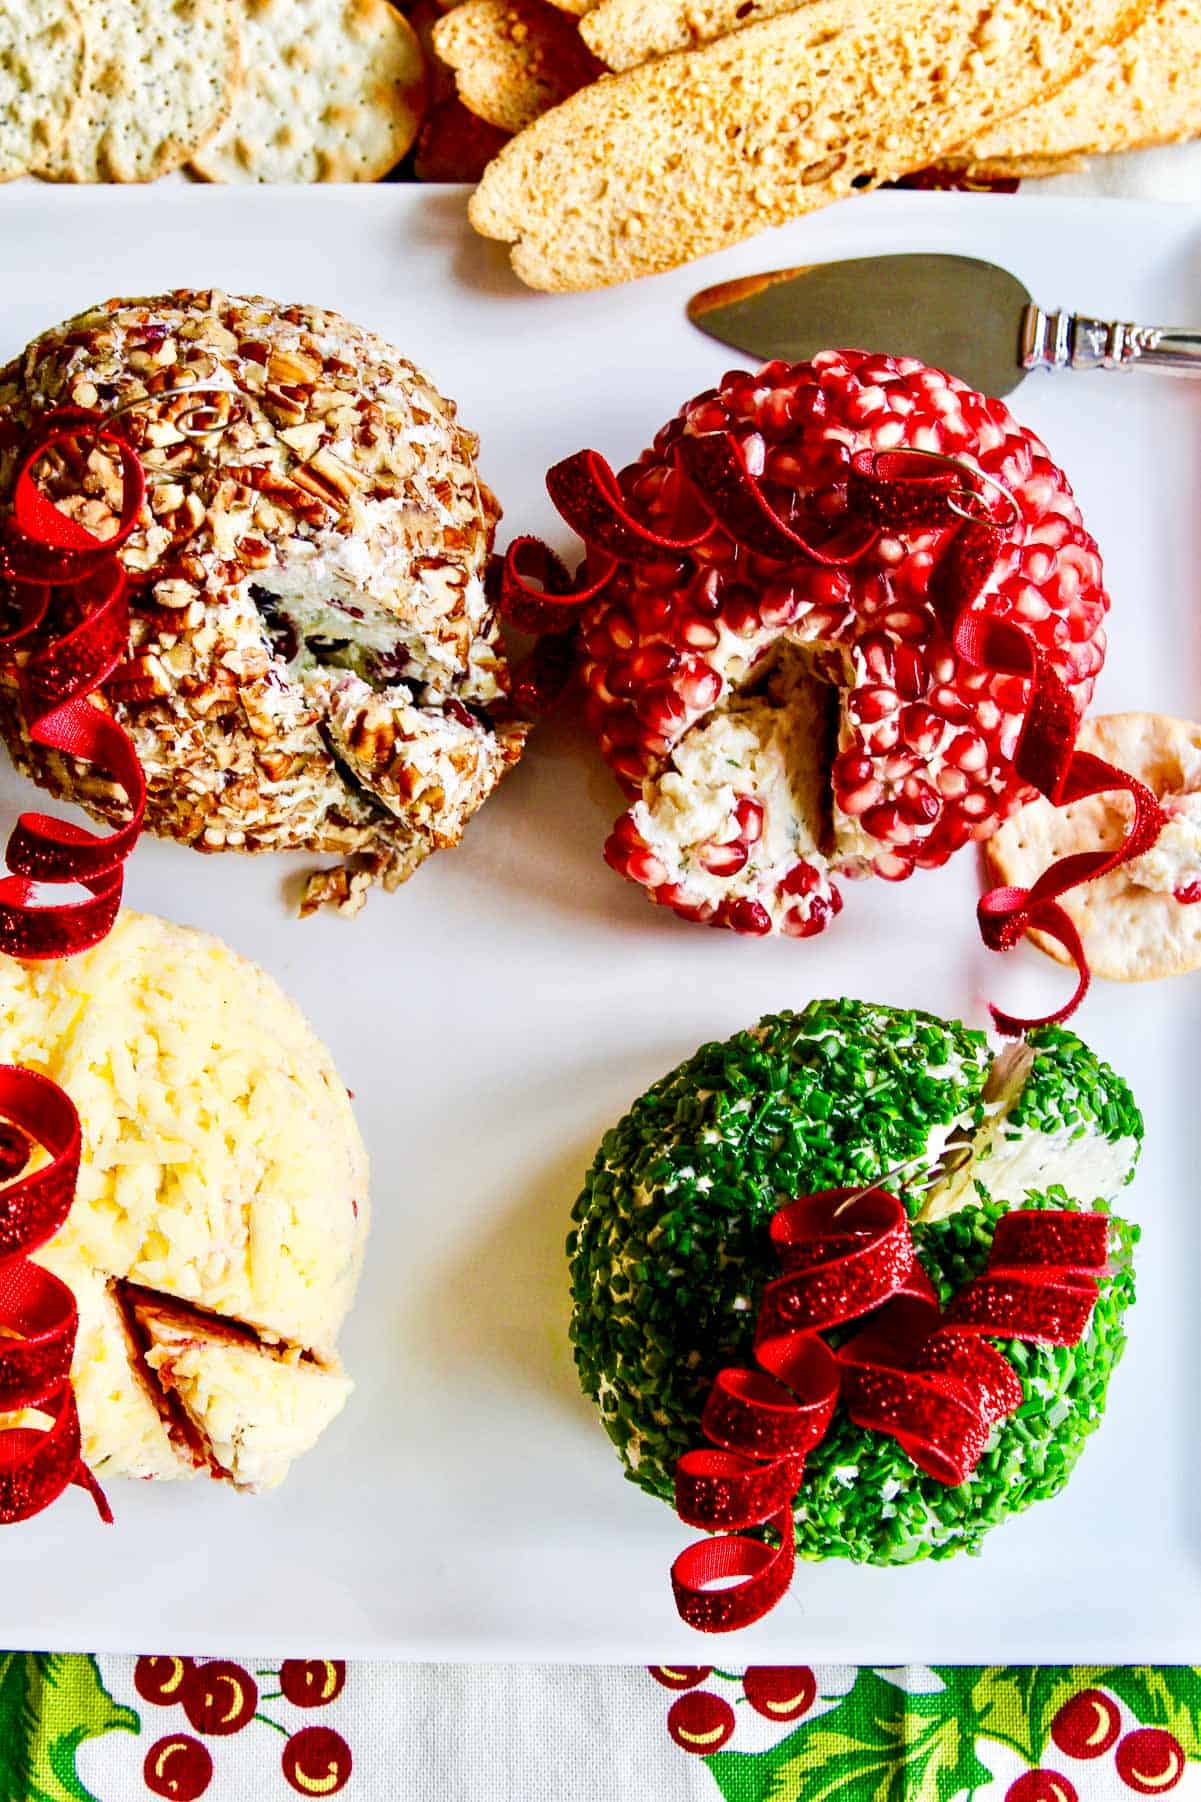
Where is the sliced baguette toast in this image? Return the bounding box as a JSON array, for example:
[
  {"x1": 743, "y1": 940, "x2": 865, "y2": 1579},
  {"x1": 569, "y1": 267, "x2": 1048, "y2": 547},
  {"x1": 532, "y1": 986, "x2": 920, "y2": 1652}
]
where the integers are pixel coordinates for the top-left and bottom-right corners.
[
  {"x1": 470, "y1": 0, "x2": 1150, "y2": 291},
  {"x1": 434, "y1": 0, "x2": 602, "y2": 133},
  {"x1": 947, "y1": 0, "x2": 1201, "y2": 178},
  {"x1": 580, "y1": 0, "x2": 819, "y2": 71}
]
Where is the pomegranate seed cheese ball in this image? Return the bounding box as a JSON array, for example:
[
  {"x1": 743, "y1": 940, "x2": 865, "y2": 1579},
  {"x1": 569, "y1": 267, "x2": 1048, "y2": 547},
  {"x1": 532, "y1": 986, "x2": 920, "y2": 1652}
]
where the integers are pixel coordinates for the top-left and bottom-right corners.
[
  {"x1": 568, "y1": 999, "x2": 1141, "y2": 1565},
  {"x1": 0, "y1": 912, "x2": 368, "y2": 1491},
  {"x1": 566, "y1": 352, "x2": 1109, "y2": 937},
  {"x1": 0, "y1": 291, "x2": 530, "y2": 916}
]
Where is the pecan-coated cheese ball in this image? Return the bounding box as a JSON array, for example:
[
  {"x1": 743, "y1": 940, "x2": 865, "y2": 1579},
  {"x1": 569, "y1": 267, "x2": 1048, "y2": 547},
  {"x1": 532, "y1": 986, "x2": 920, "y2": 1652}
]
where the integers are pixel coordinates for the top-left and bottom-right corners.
[{"x1": 0, "y1": 291, "x2": 529, "y2": 914}]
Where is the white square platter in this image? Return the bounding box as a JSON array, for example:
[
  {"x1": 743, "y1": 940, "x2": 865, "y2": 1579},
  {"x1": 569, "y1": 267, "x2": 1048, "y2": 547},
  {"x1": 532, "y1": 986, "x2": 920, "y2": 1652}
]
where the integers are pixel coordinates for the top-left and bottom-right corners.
[{"x1": 0, "y1": 184, "x2": 1199, "y2": 1662}]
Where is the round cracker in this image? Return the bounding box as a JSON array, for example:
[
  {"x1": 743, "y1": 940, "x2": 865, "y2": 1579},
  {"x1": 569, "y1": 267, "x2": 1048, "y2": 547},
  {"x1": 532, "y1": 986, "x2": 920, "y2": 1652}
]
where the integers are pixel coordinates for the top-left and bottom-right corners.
[
  {"x1": 39, "y1": 0, "x2": 241, "y2": 183},
  {"x1": 192, "y1": 0, "x2": 426, "y2": 183},
  {"x1": 0, "y1": 0, "x2": 87, "y2": 182},
  {"x1": 985, "y1": 711, "x2": 1201, "y2": 982}
]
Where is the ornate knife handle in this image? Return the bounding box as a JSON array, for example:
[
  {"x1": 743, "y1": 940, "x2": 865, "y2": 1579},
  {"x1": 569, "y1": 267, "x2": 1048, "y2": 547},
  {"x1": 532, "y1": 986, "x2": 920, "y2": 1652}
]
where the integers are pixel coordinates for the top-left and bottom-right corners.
[{"x1": 1021, "y1": 304, "x2": 1201, "y2": 375}]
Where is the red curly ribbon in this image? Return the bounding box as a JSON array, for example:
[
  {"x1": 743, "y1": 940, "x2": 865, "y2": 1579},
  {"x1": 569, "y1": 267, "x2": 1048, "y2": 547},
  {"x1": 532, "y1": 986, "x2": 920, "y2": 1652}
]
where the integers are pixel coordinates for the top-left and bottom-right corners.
[
  {"x1": 497, "y1": 537, "x2": 618, "y2": 638},
  {"x1": 954, "y1": 613, "x2": 1168, "y2": 1034},
  {"x1": 0, "y1": 412, "x2": 147, "y2": 958},
  {"x1": 946, "y1": 1208, "x2": 1110, "y2": 1344},
  {"x1": 672, "y1": 1187, "x2": 1107, "y2": 1632},
  {"x1": 0, "y1": 1065, "x2": 110, "y2": 1522},
  {"x1": 0, "y1": 407, "x2": 148, "y2": 1525},
  {"x1": 675, "y1": 435, "x2": 878, "y2": 565}
]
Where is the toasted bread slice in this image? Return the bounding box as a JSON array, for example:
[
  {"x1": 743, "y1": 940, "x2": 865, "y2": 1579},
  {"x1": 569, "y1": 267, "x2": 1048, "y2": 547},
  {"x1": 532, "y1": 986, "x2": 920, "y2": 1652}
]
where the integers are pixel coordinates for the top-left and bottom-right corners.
[
  {"x1": 579, "y1": 0, "x2": 816, "y2": 71},
  {"x1": 469, "y1": 0, "x2": 1149, "y2": 291},
  {"x1": 434, "y1": 0, "x2": 601, "y2": 133},
  {"x1": 947, "y1": 0, "x2": 1201, "y2": 177}
]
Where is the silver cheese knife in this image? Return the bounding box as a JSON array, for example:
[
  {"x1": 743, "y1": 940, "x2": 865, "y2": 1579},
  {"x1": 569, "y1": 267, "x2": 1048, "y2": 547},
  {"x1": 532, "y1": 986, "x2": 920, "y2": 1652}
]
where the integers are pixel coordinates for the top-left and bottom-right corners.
[{"x1": 687, "y1": 253, "x2": 1201, "y2": 397}]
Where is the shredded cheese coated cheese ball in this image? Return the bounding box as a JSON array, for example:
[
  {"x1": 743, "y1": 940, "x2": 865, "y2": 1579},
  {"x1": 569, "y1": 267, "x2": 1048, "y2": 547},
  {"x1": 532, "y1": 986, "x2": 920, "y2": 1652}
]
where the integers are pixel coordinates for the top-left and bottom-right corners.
[{"x1": 0, "y1": 912, "x2": 368, "y2": 1491}]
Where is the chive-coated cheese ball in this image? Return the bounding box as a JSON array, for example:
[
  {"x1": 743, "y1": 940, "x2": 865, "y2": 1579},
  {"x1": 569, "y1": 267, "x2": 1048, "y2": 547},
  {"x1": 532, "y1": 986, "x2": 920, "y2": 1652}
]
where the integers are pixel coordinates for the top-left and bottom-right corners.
[{"x1": 568, "y1": 999, "x2": 1141, "y2": 1564}]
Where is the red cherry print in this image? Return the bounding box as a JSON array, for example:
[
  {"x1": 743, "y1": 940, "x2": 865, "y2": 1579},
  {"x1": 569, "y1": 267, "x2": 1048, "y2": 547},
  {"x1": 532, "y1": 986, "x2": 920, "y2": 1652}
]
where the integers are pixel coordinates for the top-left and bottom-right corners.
[
  {"x1": 647, "y1": 1665, "x2": 712, "y2": 1691},
  {"x1": 742, "y1": 1667, "x2": 817, "y2": 1722},
  {"x1": 1050, "y1": 1689, "x2": 1121, "y2": 1759},
  {"x1": 135, "y1": 1656, "x2": 196, "y2": 1707},
  {"x1": 666, "y1": 1692, "x2": 736, "y2": 1754},
  {"x1": 182, "y1": 1660, "x2": 258, "y2": 1736},
  {"x1": 282, "y1": 1726, "x2": 353, "y2": 1796},
  {"x1": 143, "y1": 1735, "x2": 213, "y2": 1801},
  {"x1": 1005, "y1": 1773, "x2": 1078, "y2": 1802},
  {"x1": 280, "y1": 1660, "x2": 347, "y2": 1708},
  {"x1": 1115, "y1": 1728, "x2": 1186, "y2": 1794}
]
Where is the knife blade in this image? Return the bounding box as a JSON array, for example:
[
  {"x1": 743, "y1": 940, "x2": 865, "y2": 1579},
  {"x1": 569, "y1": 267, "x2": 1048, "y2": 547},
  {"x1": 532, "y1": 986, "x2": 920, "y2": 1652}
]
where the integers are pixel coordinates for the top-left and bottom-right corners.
[{"x1": 687, "y1": 253, "x2": 1201, "y2": 397}]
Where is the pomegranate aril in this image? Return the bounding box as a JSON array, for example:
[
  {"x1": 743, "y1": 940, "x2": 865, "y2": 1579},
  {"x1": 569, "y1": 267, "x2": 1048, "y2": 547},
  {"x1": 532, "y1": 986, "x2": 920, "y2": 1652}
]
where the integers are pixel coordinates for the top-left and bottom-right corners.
[
  {"x1": 734, "y1": 796, "x2": 764, "y2": 842},
  {"x1": 873, "y1": 850, "x2": 913, "y2": 880},
  {"x1": 851, "y1": 685, "x2": 899, "y2": 724},
  {"x1": 835, "y1": 751, "x2": 874, "y2": 788},
  {"x1": 681, "y1": 616, "x2": 721, "y2": 650},
  {"x1": 603, "y1": 607, "x2": 637, "y2": 650},
  {"x1": 679, "y1": 666, "x2": 723, "y2": 711},
  {"x1": 629, "y1": 849, "x2": 667, "y2": 885},
  {"x1": 723, "y1": 586, "x2": 763, "y2": 636},
  {"x1": 1175, "y1": 881, "x2": 1201, "y2": 905},
  {"x1": 946, "y1": 731, "x2": 989, "y2": 773},
  {"x1": 699, "y1": 840, "x2": 749, "y2": 876},
  {"x1": 839, "y1": 778, "x2": 884, "y2": 817},
  {"x1": 899, "y1": 779, "x2": 940, "y2": 825},
  {"x1": 636, "y1": 686, "x2": 687, "y2": 733},
  {"x1": 631, "y1": 644, "x2": 682, "y2": 683},
  {"x1": 893, "y1": 644, "x2": 928, "y2": 700},
  {"x1": 861, "y1": 804, "x2": 916, "y2": 847},
  {"x1": 723, "y1": 898, "x2": 772, "y2": 935},
  {"x1": 655, "y1": 884, "x2": 713, "y2": 922},
  {"x1": 899, "y1": 704, "x2": 943, "y2": 755}
]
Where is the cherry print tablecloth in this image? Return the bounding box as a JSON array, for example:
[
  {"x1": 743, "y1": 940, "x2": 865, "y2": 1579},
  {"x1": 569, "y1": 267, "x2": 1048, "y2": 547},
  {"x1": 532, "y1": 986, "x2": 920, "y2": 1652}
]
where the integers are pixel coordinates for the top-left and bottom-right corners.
[
  {"x1": 9, "y1": 146, "x2": 1201, "y2": 1802},
  {"x1": 3, "y1": 1657, "x2": 1199, "y2": 1799}
]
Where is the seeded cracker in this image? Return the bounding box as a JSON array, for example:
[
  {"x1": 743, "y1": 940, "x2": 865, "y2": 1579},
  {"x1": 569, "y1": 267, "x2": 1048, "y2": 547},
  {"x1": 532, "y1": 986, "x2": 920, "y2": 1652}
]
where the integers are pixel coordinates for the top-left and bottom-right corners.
[
  {"x1": 38, "y1": 0, "x2": 239, "y2": 183},
  {"x1": 0, "y1": 0, "x2": 87, "y2": 181},
  {"x1": 193, "y1": 0, "x2": 426, "y2": 183},
  {"x1": 987, "y1": 712, "x2": 1201, "y2": 982}
]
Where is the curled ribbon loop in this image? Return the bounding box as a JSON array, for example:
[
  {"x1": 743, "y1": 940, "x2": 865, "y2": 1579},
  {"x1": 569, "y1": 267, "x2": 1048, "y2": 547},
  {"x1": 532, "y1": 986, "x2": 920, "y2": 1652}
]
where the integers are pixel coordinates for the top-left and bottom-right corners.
[
  {"x1": 671, "y1": 1188, "x2": 904, "y2": 1635},
  {"x1": 0, "y1": 410, "x2": 148, "y2": 960},
  {"x1": 0, "y1": 408, "x2": 150, "y2": 1526},
  {"x1": 672, "y1": 1189, "x2": 1108, "y2": 1632},
  {"x1": 0, "y1": 1065, "x2": 110, "y2": 1523},
  {"x1": 954, "y1": 612, "x2": 1168, "y2": 1033}
]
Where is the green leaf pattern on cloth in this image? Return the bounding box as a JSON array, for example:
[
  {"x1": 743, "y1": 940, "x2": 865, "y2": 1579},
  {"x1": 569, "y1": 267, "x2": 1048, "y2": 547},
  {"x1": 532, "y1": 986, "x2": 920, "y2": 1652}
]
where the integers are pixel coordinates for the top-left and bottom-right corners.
[
  {"x1": 0, "y1": 1654, "x2": 137, "y2": 1802},
  {"x1": 656, "y1": 1665, "x2": 1201, "y2": 1800}
]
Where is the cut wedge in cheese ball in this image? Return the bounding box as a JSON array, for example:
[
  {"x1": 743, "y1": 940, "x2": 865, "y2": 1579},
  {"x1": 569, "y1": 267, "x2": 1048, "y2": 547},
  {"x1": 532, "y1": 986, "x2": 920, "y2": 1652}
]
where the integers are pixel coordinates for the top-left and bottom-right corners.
[
  {"x1": 569, "y1": 999, "x2": 1141, "y2": 1564},
  {"x1": 570, "y1": 353, "x2": 1109, "y2": 938},
  {"x1": 987, "y1": 712, "x2": 1201, "y2": 982},
  {"x1": 0, "y1": 912, "x2": 368, "y2": 1492}
]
